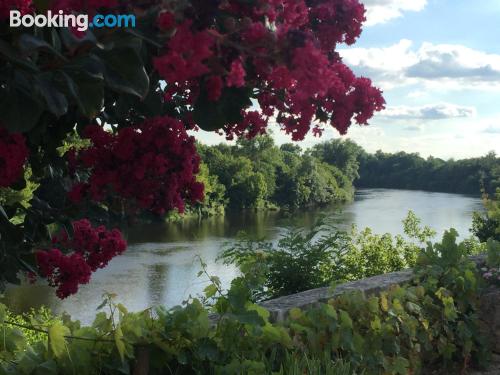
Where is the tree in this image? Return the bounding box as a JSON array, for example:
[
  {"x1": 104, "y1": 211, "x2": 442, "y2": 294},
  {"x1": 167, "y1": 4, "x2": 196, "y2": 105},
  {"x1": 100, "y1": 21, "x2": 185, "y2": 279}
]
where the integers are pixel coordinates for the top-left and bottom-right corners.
[
  {"x1": 0, "y1": 0, "x2": 384, "y2": 297},
  {"x1": 310, "y1": 139, "x2": 363, "y2": 182}
]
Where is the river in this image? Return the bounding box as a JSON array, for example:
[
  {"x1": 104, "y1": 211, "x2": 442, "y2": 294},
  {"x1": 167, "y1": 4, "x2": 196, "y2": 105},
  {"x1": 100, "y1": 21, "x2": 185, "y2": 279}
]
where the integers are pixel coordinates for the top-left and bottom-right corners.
[{"x1": 4, "y1": 189, "x2": 485, "y2": 323}]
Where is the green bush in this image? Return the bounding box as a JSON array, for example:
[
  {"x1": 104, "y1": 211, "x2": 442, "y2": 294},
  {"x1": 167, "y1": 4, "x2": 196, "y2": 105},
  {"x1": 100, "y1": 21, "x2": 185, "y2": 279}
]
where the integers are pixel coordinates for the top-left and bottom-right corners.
[
  {"x1": 472, "y1": 189, "x2": 500, "y2": 242},
  {"x1": 220, "y1": 211, "x2": 436, "y2": 300}
]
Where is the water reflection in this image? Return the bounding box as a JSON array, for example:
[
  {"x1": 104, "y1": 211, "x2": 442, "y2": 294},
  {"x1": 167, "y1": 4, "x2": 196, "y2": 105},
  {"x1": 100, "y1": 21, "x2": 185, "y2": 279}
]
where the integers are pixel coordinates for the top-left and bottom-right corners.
[{"x1": 4, "y1": 189, "x2": 484, "y2": 324}]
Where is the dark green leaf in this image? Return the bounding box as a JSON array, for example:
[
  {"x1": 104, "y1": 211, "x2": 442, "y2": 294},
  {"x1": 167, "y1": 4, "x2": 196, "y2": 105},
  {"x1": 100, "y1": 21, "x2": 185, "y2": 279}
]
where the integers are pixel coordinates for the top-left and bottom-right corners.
[
  {"x1": 34, "y1": 74, "x2": 68, "y2": 118},
  {"x1": 96, "y1": 41, "x2": 149, "y2": 98},
  {"x1": 17, "y1": 34, "x2": 67, "y2": 61}
]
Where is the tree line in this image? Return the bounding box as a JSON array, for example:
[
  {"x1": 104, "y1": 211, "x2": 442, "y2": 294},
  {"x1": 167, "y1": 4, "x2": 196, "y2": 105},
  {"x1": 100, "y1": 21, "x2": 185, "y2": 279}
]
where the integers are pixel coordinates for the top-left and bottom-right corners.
[
  {"x1": 186, "y1": 136, "x2": 500, "y2": 218},
  {"x1": 357, "y1": 150, "x2": 499, "y2": 195}
]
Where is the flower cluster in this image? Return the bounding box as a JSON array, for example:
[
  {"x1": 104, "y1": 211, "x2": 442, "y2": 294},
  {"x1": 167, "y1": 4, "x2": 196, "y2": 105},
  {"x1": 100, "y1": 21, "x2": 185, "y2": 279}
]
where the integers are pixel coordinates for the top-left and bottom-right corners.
[
  {"x1": 68, "y1": 116, "x2": 204, "y2": 215},
  {"x1": 0, "y1": 0, "x2": 32, "y2": 20},
  {"x1": 36, "y1": 250, "x2": 91, "y2": 299},
  {"x1": 36, "y1": 219, "x2": 127, "y2": 298},
  {"x1": 0, "y1": 127, "x2": 29, "y2": 187},
  {"x1": 480, "y1": 266, "x2": 500, "y2": 286},
  {"x1": 153, "y1": 0, "x2": 385, "y2": 141}
]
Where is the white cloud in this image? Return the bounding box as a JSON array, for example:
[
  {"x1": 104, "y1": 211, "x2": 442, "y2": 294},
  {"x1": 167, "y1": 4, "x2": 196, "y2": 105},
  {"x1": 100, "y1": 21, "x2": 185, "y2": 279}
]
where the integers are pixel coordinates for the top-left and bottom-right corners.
[
  {"x1": 403, "y1": 125, "x2": 424, "y2": 132},
  {"x1": 407, "y1": 90, "x2": 427, "y2": 99},
  {"x1": 380, "y1": 104, "x2": 476, "y2": 120},
  {"x1": 340, "y1": 40, "x2": 500, "y2": 90},
  {"x1": 362, "y1": 0, "x2": 427, "y2": 26},
  {"x1": 482, "y1": 125, "x2": 500, "y2": 134}
]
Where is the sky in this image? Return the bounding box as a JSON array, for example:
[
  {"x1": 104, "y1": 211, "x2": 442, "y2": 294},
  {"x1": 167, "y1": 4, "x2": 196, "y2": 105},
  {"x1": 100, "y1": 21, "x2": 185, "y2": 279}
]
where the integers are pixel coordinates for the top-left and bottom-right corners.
[{"x1": 195, "y1": 0, "x2": 500, "y2": 160}]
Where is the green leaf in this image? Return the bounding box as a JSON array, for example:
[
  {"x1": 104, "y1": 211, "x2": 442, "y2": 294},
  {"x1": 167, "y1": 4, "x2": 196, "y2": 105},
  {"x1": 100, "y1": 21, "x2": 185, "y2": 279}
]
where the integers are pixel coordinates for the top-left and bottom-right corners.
[
  {"x1": 0, "y1": 82, "x2": 43, "y2": 132},
  {"x1": 68, "y1": 71, "x2": 104, "y2": 118},
  {"x1": 35, "y1": 360, "x2": 58, "y2": 375},
  {"x1": 367, "y1": 297, "x2": 379, "y2": 313},
  {"x1": 117, "y1": 304, "x2": 128, "y2": 315},
  {"x1": 232, "y1": 310, "x2": 265, "y2": 326},
  {"x1": 48, "y1": 321, "x2": 70, "y2": 358},
  {"x1": 114, "y1": 324, "x2": 126, "y2": 362},
  {"x1": 339, "y1": 310, "x2": 353, "y2": 330},
  {"x1": 193, "y1": 87, "x2": 252, "y2": 131},
  {"x1": 393, "y1": 357, "x2": 410, "y2": 375},
  {"x1": 34, "y1": 73, "x2": 68, "y2": 118},
  {"x1": 17, "y1": 34, "x2": 67, "y2": 61},
  {"x1": 246, "y1": 303, "x2": 270, "y2": 321},
  {"x1": 195, "y1": 338, "x2": 219, "y2": 361},
  {"x1": 370, "y1": 317, "x2": 382, "y2": 331},
  {"x1": 406, "y1": 301, "x2": 422, "y2": 314},
  {"x1": 62, "y1": 55, "x2": 105, "y2": 118},
  {"x1": 0, "y1": 40, "x2": 39, "y2": 72},
  {"x1": 17, "y1": 346, "x2": 43, "y2": 374},
  {"x1": 96, "y1": 43, "x2": 149, "y2": 98},
  {"x1": 204, "y1": 284, "x2": 218, "y2": 299},
  {"x1": 288, "y1": 307, "x2": 302, "y2": 321}
]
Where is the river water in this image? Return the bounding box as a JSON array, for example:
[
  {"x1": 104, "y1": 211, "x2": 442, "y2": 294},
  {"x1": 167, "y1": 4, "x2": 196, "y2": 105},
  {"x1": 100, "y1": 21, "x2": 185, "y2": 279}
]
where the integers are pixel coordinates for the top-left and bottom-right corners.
[{"x1": 5, "y1": 189, "x2": 484, "y2": 323}]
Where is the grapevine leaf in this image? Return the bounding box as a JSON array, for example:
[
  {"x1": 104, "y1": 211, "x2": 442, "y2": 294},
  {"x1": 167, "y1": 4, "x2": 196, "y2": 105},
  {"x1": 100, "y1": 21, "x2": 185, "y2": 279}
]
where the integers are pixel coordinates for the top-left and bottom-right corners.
[
  {"x1": 114, "y1": 324, "x2": 126, "y2": 362},
  {"x1": 204, "y1": 284, "x2": 218, "y2": 299},
  {"x1": 48, "y1": 321, "x2": 70, "y2": 358}
]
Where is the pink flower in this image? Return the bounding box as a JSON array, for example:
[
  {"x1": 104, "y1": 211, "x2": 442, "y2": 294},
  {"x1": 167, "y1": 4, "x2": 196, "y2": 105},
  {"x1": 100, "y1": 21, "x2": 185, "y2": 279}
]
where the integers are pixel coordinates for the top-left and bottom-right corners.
[
  {"x1": 158, "y1": 11, "x2": 176, "y2": 31},
  {"x1": 226, "y1": 60, "x2": 246, "y2": 88}
]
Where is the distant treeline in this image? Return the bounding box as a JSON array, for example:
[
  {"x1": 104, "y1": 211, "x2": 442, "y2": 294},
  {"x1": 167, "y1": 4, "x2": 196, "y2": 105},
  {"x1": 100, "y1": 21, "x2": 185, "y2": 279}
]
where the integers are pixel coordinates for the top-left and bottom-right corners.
[
  {"x1": 167, "y1": 136, "x2": 499, "y2": 218},
  {"x1": 357, "y1": 150, "x2": 500, "y2": 195}
]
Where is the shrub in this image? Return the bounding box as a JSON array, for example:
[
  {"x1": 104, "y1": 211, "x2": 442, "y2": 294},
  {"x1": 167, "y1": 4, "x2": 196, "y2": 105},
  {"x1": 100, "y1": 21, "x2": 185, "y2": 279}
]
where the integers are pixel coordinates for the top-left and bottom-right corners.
[
  {"x1": 472, "y1": 189, "x2": 500, "y2": 242},
  {"x1": 220, "y1": 211, "x2": 435, "y2": 300}
]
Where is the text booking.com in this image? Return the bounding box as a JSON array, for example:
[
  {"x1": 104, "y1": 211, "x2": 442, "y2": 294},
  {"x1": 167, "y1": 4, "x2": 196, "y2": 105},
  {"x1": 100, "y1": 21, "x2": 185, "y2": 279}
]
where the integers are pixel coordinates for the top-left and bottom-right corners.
[{"x1": 10, "y1": 10, "x2": 136, "y2": 31}]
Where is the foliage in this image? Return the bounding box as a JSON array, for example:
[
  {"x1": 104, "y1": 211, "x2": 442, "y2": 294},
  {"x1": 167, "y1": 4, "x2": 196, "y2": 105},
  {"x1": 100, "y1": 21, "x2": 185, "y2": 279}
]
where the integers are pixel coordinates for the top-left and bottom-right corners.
[
  {"x1": 472, "y1": 189, "x2": 500, "y2": 242},
  {"x1": 220, "y1": 211, "x2": 435, "y2": 300},
  {"x1": 2, "y1": 306, "x2": 55, "y2": 345},
  {"x1": 0, "y1": 0, "x2": 384, "y2": 295},
  {"x1": 357, "y1": 150, "x2": 500, "y2": 195},
  {"x1": 0, "y1": 229, "x2": 490, "y2": 374},
  {"x1": 412, "y1": 229, "x2": 489, "y2": 370},
  {"x1": 479, "y1": 238, "x2": 500, "y2": 286},
  {"x1": 195, "y1": 137, "x2": 498, "y2": 215},
  {"x1": 310, "y1": 139, "x2": 364, "y2": 182},
  {"x1": 0, "y1": 168, "x2": 38, "y2": 225},
  {"x1": 190, "y1": 163, "x2": 227, "y2": 218},
  {"x1": 197, "y1": 136, "x2": 358, "y2": 210},
  {"x1": 277, "y1": 354, "x2": 358, "y2": 375}
]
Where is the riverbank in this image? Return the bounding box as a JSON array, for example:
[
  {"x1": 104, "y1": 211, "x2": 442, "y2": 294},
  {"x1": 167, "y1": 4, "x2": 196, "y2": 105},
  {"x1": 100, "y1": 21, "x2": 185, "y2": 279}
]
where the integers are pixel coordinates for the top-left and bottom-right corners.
[{"x1": 3, "y1": 189, "x2": 484, "y2": 324}]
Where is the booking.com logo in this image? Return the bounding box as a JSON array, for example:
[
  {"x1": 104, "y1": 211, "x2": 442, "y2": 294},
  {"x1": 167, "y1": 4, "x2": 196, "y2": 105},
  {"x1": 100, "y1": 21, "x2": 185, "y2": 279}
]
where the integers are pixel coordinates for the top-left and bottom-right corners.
[{"x1": 9, "y1": 10, "x2": 136, "y2": 31}]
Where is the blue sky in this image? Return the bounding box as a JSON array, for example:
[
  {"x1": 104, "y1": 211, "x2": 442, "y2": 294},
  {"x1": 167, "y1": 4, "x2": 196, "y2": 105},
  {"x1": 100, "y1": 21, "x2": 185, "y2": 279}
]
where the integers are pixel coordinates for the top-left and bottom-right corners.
[{"x1": 197, "y1": 0, "x2": 500, "y2": 159}]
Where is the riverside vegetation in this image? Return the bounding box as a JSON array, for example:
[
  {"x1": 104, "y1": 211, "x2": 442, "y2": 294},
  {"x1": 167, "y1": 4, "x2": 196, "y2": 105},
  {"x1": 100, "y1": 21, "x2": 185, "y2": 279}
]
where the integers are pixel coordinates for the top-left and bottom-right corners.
[
  {"x1": 2, "y1": 200, "x2": 500, "y2": 374},
  {"x1": 160, "y1": 135, "x2": 500, "y2": 220}
]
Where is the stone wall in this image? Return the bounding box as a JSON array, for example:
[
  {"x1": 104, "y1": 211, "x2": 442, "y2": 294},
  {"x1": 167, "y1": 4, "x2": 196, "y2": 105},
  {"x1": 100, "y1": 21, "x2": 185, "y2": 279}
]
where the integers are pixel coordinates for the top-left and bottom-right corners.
[
  {"x1": 260, "y1": 255, "x2": 488, "y2": 322},
  {"x1": 260, "y1": 269, "x2": 413, "y2": 322}
]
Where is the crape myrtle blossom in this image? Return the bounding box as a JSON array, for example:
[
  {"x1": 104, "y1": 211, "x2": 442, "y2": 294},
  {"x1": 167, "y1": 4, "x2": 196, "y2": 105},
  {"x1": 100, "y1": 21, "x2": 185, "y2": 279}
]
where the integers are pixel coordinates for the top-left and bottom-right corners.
[
  {"x1": 152, "y1": 0, "x2": 385, "y2": 141},
  {"x1": 36, "y1": 219, "x2": 127, "y2": 298},
  {"x1": 67, "y1": 116, "x2": 204, "y2": 215}
]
